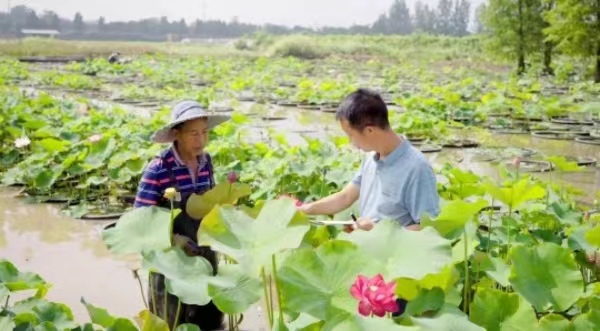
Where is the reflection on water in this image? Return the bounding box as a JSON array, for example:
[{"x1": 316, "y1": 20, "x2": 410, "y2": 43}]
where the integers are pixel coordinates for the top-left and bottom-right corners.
[
  {"x1": 0, "y1": 188, "x2": 268, "y2": 329},
  {"x1": 0, "y1": 188, "x2": 142, "y2": 322},
  {"x1": 249, "y1": 107, "x2": 600, "y2": 204}
]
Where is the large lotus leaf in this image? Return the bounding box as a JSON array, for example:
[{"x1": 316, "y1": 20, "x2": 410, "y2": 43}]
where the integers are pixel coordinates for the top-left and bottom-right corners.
[
  {"x1": 508, "y1": 243, "x2": 584, "y2": 312},
  {"x1": 469, "y1": 287, "x2": 537, "y2": 331},
  {"x1": 423, "y1": 199, "x2": 487, "y2": 240},
  {"x1": 569, "y1": 225, "x2": 596, "y2": 254},
  {"x1": 142, "y1": 248, "x2": 213, "y2": 306},
  {"x1": 483, "y1": 178, "x2": 546, "y2": 211},
  {"x1": 585, "y1": 226, "x2": 600, "y2": 249},
  {"x1": 12, "y1": 299, "x2": 77, "y2": 330},
  {"x1": 451, "y1": 222, "x2": 479, "y2": 263},
  {"x1": 38, "y1": 138, "x2": 70, "y2": 153},
  {"x1": 537, "y1": 314, "x2": 571, "y2": 331},
  {"x1": 84, "y1": 137, "x2": 117, "y2": 169},
  {"x1": 207, "y1": 264, "x2": 263, "y2": 314},
  {"x1": 338, "y1": 220, "x2": 453, "y2": 280},
  {"x1": 0, "y1": 316, "x2": 15, "y2": 330},
  {"x1": 395, "y1": 265, "x2": 460, "y2": 313},
  {"x1": 187, "y1": 182, "x2": 252, "y2": 219},
  {"x1": 102, "y1": 206, "x2": 172, "y2": 255},
  {"x1": 197, "y1": 199, "x2": 310, "y2": 275},
  {"x1": 80, "y1": 297, "x2": 137, "y2": 330},
  {"x1": 285, "y1": 313, "x2": 323, "y2": 331},
  {"x1": 571, "y1": 297, "x2": 600, "y2": 330},
  {"x1": 411, "y1": 306, "x2": 485, "y2": 331},
  {"x1": 175, "y1": 325, "x2": 201, "y2": 331},
  {"x1": 138, "y1": 310, "x2": 169, "y2": 331},
  {"x1": 277, "y1": 240, "x2": 381, "y2": 321},
  {"x1": 0, "y1": 260, "x2": 50, "y2": 296},
  {"x1": 322, "y1": 312, "x2": 418, "y2": 331}
]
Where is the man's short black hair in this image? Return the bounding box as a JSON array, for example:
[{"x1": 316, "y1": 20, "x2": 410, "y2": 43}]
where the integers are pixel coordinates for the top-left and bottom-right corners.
[{"x1": 336, "y1": 88, "x2": 390, "y2": 131}]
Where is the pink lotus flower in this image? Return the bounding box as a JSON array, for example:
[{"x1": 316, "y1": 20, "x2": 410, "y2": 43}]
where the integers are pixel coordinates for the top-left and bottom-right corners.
[
  {"x1": 88, "y1": 134, "x2": 103, "y2": 143},
  {"x1": 227, "y1": 171, "x2": 238, "y2": 184},
  {"x1": 350, "y1": 274, "x2": 399, "y2": 317},
  {"x1": 512, "y1": 157, "x2": 521, "y2": 168}
]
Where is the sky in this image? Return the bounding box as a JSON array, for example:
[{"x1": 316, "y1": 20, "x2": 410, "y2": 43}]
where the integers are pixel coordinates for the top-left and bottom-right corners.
[{"x1": 5, "y1": 0, "x2": 486, "y2": 28}]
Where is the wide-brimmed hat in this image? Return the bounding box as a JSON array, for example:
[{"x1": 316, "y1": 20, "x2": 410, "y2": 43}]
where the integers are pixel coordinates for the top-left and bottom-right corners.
[{"x1": 151, "y1": 100, "x2": 230, "y2": 143}]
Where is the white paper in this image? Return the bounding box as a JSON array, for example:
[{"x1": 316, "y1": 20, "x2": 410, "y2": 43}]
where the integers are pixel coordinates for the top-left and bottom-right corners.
[{"x1": 309, "y1": 219, "x2": 355, "y2": 226}]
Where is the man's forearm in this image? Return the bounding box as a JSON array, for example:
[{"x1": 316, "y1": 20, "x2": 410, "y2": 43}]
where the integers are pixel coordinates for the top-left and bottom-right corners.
[{"x1": 302, "y1": 192, "x2": 354, "y2": 216}]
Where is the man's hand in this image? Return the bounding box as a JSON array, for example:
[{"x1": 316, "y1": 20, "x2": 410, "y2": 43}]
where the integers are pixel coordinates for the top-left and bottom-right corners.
[{"x1": 343, "y1": 217, "x2": 375, "y2": 233}]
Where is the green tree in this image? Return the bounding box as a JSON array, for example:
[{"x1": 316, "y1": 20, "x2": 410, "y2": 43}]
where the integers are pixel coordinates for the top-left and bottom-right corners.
[
  {"x1": 474, "y1": 3, "x2": 487, "y2": 33},
  {"x1": 73, "y1": 12, "x2": 84, "y2": 32},
  {"x1": 482, "y1": 0, "x2": 546, "y2": 74},
  {"x1": 387, "y1": 0, "x2": 413, "y2": 34},
  {"x1": 544, "y1": 0, "x2": 600, "y2": 82},
  {"x1": 436, "y1": 0, "x2": 454, "y2": 35},
  {"x1": 414, "y1": 1, "x2": 437, "y2": 34},
  {"x1": 451, "y1": 0, "x2": 471, "y2": 36}
]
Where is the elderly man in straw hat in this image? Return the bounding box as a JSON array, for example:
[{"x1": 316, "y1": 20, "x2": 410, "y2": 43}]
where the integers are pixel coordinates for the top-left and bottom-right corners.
[{"x1": 133, "y1": 100, "x2": 230, "y2": 330}]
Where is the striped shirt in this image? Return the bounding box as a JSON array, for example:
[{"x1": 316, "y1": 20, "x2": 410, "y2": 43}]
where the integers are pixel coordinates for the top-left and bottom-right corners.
[{"x1": 134, "y1": 146, "x2": 214, "y2": 208}]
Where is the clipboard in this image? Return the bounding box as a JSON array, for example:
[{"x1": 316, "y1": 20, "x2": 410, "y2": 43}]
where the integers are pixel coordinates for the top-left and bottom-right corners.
[{"x1": 309, "y1": 219, "x2": 355, "y2": 226}]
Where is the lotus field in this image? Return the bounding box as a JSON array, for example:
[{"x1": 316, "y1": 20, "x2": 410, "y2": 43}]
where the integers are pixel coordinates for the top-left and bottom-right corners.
[{"x1": 1, "y1": 36, "x2": 600, "y2": 330}]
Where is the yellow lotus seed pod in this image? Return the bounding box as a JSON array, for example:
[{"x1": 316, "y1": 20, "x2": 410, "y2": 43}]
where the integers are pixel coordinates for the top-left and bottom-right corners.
[{"x1": 164, "y1": 187, "x2": 177, "y2": 200}]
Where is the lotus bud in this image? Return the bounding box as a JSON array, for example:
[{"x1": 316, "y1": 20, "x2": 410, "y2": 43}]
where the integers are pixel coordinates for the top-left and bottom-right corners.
[{"x1": 227, "y1": 171, "x2": 238, "y2": 184}]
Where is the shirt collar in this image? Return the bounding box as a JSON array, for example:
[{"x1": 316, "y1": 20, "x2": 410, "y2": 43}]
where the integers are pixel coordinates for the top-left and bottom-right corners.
[
  {"x1": 170, "y1": 144, "x2": 206, "y2": 167},
  {"x1": 373, "y1": 136, "x2": 410, "y2": 166}
]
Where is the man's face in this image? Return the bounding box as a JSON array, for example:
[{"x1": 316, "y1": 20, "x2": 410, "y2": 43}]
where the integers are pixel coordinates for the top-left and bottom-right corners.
[
  {"x1": 339, "y1": 119, "x2": 374, "y2": 152},
  {"x1": 174, "y1": 118, "x2": 209, "y2": 156}
]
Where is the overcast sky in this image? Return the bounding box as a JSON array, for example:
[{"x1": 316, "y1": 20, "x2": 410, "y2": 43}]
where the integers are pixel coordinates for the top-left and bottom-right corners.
[{"x1": 6, "y1": 0, "x2": 485, "y2": 27}]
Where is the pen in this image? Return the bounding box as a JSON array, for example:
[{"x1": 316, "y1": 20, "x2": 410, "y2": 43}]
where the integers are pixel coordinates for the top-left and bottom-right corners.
[{"x1": 351, "y1": 213, "x2": 357, "y2": 223}]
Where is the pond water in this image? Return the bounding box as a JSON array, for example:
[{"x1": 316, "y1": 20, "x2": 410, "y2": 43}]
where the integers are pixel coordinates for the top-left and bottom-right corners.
[
  {"x1": 239, "y1": 103, "x2": 600, "y2": 206},
  {"x1": 0, "y1": 188, "x2": 268, "y2": 330},
  {"x1": 3, "y1": 84, "x2": 598, "y2": 329}
]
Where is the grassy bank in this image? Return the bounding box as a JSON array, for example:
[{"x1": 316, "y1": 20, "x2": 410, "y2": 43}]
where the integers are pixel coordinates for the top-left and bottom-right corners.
[
  {"x1": 0, "y1": 37, "x2": 250, "y2": 58},
  {"x1": 0, "y1": 34, "x2": 493, "y2": 64}
]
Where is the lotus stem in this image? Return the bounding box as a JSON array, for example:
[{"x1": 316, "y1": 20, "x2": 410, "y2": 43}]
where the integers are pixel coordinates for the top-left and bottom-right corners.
[
  {"x1": 133, "y1": 270, "x2": 148, "y2": 309},
  {"x1": 272, "y1": 255, "x2": 284, "y2": 326},
  {"x1": 261, "y1": 268, "x2": 273, "y2": 327},
  {"x1": 3, "y1": 295, "x2": 9, "y2": 309},
  {"x1": 163, "y1": 277, "x2": 168, "y2": 322},
  {"x1": 463, "y1": 230, "x2": 470, "y2": 314},
  {"x1": 173, "y1": 299, "x2": 181, "y2": 329},
  {"x1": 149, "y1": 272, "x2": 157, "y2": 315},
  {"x1": 487, "y1": 199, "x2": 494, "y2": 255}
]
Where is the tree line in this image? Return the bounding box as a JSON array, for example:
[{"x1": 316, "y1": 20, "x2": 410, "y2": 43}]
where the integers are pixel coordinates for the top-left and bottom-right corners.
[
  {"x1": 0, "y1": 0, "x2": 474, "y2": 40},
  {"x1": 480, "y1": 0, "x2": 600, "y2": 83}
]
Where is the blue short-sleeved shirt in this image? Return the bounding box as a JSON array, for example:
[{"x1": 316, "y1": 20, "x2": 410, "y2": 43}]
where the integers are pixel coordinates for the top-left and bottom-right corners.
[{"x1": 352, "y1": 138, "x2": 440, "y2": 227}]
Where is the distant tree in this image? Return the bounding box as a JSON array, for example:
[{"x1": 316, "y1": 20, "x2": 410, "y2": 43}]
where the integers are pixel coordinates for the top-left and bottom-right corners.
[
  {"x1": 372, "y1": 13, "x2": 388, "y2": 34},
  {"x1": 73, "y1": 12, "x2": 84, "y2": 32},
  {"x1": 40, "y1": 10, "x2": 60, "y2": 30},
  {"x1": 98, "y1": 16, "x2": 106, "y2": 31},
  {"x1": 544, "y1": 0, "x2": 599, "y2": 82},
  {"x1": 414, "y1": 1, "x2": 436, "y2": 34},
  {"x1": 451, "y1": 0, "x2": 470, "y2": 36},
  {"x1": 387, "y1": 0, "x2": 413, "y2": 34},
  {"x1": 482, "y1": 0, "x2": 546, "y2": 74},
  {"x1": 436, "y1": 0, "x2": 454, "y2": 35},
  {"x1": 473, "y1": 3, "x2": 487, "y2": 33}
]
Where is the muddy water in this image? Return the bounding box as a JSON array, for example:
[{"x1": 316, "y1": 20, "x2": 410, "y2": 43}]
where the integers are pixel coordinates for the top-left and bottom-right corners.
[
  {"x1": 246, "y1": 106, "x2": 600, "y2": 205},
  {"x1": 0, "y1": 188, "x2": 268, "y2": 330}
]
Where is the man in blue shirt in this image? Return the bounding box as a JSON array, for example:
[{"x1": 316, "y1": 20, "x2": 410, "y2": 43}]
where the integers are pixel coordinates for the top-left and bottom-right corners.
[{"x1": 298, "y1": 88, "x2": 440, "y2": 232}]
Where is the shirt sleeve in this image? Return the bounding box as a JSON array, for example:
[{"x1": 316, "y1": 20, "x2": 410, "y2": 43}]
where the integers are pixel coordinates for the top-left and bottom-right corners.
[
  {"x1": 403, "y1": 163, "x2": 440, "y2": 223},
  {"x1": 134, "y1": 159, "x2": 165, "y2": 208},
  {"x1": 351, "y1": 157, "x2": 365, "y2": 187}
]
